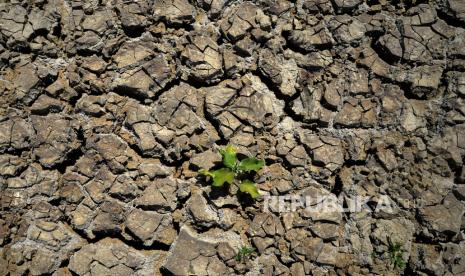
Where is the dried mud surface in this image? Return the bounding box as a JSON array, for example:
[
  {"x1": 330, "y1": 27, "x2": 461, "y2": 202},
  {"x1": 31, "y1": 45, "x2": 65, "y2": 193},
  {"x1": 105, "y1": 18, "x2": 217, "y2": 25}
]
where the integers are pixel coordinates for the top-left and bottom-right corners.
[{"x1": 1, "y1": 0, "x2": 465, "y2": 275}]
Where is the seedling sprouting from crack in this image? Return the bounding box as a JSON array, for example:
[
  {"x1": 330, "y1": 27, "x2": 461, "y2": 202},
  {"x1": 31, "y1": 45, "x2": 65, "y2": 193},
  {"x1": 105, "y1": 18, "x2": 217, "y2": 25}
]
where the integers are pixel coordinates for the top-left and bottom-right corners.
[
  {"x1": 199, "y1": 144, "x2": 265, "y2": 199},
  {"x1": 388, "y1": 240, "x2": 406, "y2": 269},
  {"x1": 235, "y1": 246, "x2": 256, "y2": 262}
]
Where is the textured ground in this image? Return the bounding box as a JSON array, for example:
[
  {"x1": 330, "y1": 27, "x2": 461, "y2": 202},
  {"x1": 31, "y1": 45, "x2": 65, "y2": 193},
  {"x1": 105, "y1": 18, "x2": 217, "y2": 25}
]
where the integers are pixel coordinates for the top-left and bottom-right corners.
[{"x1": 1, "y1": 0, "x2": 465, "y2": 275}]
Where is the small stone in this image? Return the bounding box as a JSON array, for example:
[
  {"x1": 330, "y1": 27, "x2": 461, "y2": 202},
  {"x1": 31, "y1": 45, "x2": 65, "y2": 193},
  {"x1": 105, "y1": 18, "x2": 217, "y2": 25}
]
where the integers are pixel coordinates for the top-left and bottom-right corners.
[
  {"x1": 409, "y1": 243, "x2": 445, "y2": 275},
  {"x1": 81, "y1": 55, "x2": 107, "y2": 73},
  {"x1": 310, "y1": 223, "x2": 340, "y2": 240},
  {"x1": 252, "y1": 237, "x2": 275, "y2": 253},
  {"x1": 335, "y1": 101, "x2": 362, "y2": 127},
  {"x1": 162, "y1": 226, "x2": 228, "y2": 275},
  {"x1": 113, "y1": 69, "x2": 155, "y2": 99},
  {"x1": 419, "y1": 195, "x2": 464, "y2": 237},
  {"x1": 377, "y1": 147, "x2": 398, "y2": 171},
  {"x1": 153, "y1": 0, "x2": 196, "y2": 25},
  {"x1": 316, "y1": 244, "x2": 338, "y2": 266},
  {"x1": 290, "y1": 262, "x2": 305, "y2": 276},
  {"x1": 0, "y1": 154, "x2": 26, "y2": 177},
  {"x1": 286, "y1": 145, "x2": 308, "y2": 167},
  {"x1": 187, "y1": 193, "x2": 219, "y2": 228},
  {"x1": 29, "y1": 249, "x2": 55, "y2": 275},
  {"x1": 135, "y1": 178, "x2": 177, "y2": 212},
  {"x1": 190, "y1": 150, "x2": 222, "y2": 170},
  {"x1": 31, "y1": 115, "x2": 80, "y2": 168},
  {"x1": 218, "y1": 242, "x2": 235, "y2": 261},
  {"x1": 323, "y1": 81, "x2": 342, "y2": 109},
  {"x1": 220, "y1": 3, "x2": 262, "y2": 42},
  {"x1": 75, "y1": 31, "x2": 104, "y2": 53},
  {"x1": 30, "y1": 95, "x2": 64, "y2": 115},
  {"x1": 288, "y1": 23, "x2": 334, "y2": 51},
  {"x1": 125, "y1": 209, "x2": 163, "y2": 245},
  {"x1": 81, "y1": 11, "x2": 112, "y2": 33},
  {"x1": 69, "y1": 238, "x2": 164, "y2": 275},
  {"x1": 138, "y1": 159, "x2": 173, "y2": 179},
  {"x1": 181, "y1": 34, "x2": 223, "y2": 83}
]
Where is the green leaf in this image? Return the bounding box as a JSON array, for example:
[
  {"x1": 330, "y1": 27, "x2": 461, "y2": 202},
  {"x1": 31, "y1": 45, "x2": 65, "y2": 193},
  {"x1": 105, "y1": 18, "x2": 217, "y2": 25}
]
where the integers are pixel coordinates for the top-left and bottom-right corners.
[
  {"x1": 199, "y1": 168, "x2": 234, "y2": 187},
  {"x1": 235, "y1": 246, "x2": 255, "y2": 262},
  {"x1": 199, "y1": 169, "x2": 214, "y2": 177},
  {"x1": 219, "y1": 144, "x2": 237, "y2": 169},
  {"x1": 238, "y1": 157, "x2": 265, "y2": 172},
  {"x1": 388, "y1": 240, "x2": 406, "y2": 269},
  {"x1": 210, "y1": 168, "x2": 235, "y2": 187},
  {"x1": 239, "y1": 180, "x2": 260, "y2": 198}
]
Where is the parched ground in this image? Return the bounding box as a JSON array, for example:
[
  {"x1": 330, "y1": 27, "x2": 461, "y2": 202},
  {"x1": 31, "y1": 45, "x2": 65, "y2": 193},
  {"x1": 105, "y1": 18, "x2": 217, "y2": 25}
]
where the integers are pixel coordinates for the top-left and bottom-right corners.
[{"x1": 1, "y1": 0, "x2": 465, "y2": 275}]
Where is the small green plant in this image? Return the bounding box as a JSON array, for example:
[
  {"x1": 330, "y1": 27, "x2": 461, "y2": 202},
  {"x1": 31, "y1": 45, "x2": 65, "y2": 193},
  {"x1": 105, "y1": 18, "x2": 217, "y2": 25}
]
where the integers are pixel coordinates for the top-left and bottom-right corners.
[
  {"x1": 388, "y1": 240, "x2": 406, "y2": 269},
  {"x1": 199, "y1": 144, "x2": 265, "y2": 199},
  {"x1": 235, "y1": 246, "x2": 255, "y2": 262}
]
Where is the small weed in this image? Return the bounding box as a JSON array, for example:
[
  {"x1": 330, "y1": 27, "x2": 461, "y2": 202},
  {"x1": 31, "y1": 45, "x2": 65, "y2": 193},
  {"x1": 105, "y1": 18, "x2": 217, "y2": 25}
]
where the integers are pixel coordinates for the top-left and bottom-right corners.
[
  {"x1": 388, "y1": 240, "x2": 406, "y2": 269},
  {"x1": 199, "y1": 144, "x2": 265, "y2": 199},
  {"x1": 235, "y1": 246, "x2": 255, "y2": 262}
]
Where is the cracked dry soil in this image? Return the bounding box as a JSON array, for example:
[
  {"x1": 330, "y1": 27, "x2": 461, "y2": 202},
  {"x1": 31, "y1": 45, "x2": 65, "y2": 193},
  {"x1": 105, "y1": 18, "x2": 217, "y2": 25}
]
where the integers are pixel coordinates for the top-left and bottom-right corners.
[{"x1": 1, "y1": 0, "x2": 465, "y2": 275}]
